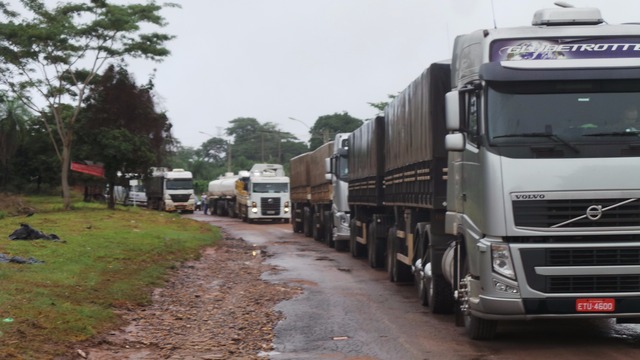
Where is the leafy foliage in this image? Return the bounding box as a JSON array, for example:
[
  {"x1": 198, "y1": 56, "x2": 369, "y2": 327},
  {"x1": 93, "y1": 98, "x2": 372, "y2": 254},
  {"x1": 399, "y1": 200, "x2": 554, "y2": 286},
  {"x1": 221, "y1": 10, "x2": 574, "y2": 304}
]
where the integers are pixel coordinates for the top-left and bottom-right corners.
[
  {"x1": 0, "y1": 0, "x2": 177, "y2": 209},
  {"x1": 309, "y1": 112, "x2": 363, "y2": 150},
  {"x1": 76, "y1": 64, "x2": 171, "y2": 208}
]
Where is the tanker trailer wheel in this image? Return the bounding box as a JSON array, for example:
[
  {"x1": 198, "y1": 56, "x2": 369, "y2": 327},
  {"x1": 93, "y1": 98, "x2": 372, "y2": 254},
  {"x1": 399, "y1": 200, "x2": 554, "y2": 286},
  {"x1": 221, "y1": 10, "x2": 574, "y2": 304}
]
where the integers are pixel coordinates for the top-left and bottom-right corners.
[
  {"x1": 460, "y1": 258, "x2": 497, "y2": 340},
  {"x1": 368, "y1": 222, "x2": 384, "y2": 268}
]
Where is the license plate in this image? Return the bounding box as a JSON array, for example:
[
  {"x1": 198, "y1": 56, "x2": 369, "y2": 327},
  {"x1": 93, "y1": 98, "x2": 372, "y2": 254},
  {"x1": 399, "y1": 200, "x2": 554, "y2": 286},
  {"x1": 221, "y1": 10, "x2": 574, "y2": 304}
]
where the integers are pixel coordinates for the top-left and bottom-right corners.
[
  {"x1": 576, "y1": 298, "x2": 615, "y2": 312},
  {"x1": 266, "y1": 211, "x2": 275, "y2": 214}
]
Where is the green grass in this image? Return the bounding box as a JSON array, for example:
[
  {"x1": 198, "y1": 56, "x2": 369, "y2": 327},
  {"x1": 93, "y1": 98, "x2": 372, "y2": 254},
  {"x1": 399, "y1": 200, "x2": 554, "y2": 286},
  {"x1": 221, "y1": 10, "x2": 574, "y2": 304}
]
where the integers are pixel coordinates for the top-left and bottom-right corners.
[{"x1": 0, "y1": 195, "x2": 219, "y2": 358}]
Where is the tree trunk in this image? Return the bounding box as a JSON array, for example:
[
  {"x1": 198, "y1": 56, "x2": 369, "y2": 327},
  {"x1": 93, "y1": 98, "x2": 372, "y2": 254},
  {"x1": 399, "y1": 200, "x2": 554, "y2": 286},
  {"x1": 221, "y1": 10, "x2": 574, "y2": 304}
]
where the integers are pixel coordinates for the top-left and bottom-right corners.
[{"x1": 61, "y1": 142, "x2": 72, "y2": 210}]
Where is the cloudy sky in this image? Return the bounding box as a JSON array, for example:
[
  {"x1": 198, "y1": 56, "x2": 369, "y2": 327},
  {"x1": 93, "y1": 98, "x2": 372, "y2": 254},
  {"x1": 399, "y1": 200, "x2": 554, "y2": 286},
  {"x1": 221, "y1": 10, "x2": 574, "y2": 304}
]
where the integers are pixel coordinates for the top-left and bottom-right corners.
[{"x1": 124, "y1": 0, "x2": 640, "y2": 147}]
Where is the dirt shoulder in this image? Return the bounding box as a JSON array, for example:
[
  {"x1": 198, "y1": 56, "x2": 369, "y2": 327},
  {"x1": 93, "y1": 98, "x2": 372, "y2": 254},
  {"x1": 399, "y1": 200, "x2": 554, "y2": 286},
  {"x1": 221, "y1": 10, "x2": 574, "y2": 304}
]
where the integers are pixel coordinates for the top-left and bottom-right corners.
[{"x1": 77, "y1": 232, "x2": 301, "y2": 360}]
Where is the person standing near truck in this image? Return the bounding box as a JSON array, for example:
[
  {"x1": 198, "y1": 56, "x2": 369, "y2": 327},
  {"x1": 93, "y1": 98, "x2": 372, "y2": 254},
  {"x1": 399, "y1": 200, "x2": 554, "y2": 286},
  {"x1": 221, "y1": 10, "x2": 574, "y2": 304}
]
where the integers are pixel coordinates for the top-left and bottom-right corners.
[{"x1": 201, "y1": 193, "x2": 208, "y2": 214}]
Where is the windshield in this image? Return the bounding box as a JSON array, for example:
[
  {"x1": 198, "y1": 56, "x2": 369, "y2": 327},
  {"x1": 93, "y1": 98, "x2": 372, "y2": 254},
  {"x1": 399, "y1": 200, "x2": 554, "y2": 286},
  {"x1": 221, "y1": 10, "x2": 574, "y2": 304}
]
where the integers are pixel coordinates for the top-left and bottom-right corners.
[
  {"x1": 252, "y1": 182, "x2": 289, "y2": 193},
  {"x1": 486, "y1": 80, "x2": 640, "y2": 156},
  {"x1": 166, "y1": 178, "x2": 193, "y2": 190}
]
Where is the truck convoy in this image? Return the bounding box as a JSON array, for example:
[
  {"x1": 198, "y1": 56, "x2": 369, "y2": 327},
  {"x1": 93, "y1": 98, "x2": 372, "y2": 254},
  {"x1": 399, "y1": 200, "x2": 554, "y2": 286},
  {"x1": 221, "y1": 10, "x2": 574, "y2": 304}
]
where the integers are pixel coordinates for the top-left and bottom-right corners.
[
  {"x1": 297, "y1": 6, "x2": 640, "y2": 340},
  {"x1": 145, "y1": 168, "x2": 196, "y2": 213},
  {"x1": 207, "y1": 171, "x2": 247, "y2": 217},
  {"x1": 290, "y1": 134, "x2": 351, "y2": 249},
  {"x1": 235, "y1": 164, "x2": 291, "y2": 223}
]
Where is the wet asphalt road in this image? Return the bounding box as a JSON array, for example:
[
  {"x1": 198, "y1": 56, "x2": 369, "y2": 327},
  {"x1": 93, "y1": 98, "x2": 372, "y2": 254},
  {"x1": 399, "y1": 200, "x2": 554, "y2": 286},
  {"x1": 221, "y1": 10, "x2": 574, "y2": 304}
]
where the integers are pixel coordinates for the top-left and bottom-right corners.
[{"x1": 190, "y1": 213, "x2": 640, "y2": 360}]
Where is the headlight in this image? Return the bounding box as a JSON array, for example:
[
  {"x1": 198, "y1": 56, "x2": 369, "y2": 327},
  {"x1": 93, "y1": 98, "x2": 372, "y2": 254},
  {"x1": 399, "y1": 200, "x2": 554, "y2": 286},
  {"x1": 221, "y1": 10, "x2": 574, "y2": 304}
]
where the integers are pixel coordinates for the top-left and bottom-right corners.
[
  {"x1": 251, "y1": 207, "x2": 258, "y2": 213},
  {"x1": 491, "y1": 243, "x2": 516, "y2": 280}
]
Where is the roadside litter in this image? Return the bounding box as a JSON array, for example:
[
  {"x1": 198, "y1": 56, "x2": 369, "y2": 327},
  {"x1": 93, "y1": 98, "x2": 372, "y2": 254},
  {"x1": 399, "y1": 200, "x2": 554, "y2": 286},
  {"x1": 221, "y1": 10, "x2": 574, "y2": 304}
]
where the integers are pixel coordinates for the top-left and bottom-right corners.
[
  {"x1": 3, "y1": 223, "x2": 61, "y2": 265},
  {"x1": 8, "y1": 223, "x2": 64, "y2": 242},
  {"x1": 0, "y1": 254, "x2": 44, "y2": 264}
]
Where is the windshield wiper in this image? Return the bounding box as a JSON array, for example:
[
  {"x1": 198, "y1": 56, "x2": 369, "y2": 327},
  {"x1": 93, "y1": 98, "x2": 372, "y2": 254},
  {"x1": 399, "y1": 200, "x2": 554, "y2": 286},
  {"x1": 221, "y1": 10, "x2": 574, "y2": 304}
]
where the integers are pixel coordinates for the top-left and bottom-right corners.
[
  {"x1": 583, "y1": 130, "x2": 640, "y2": 137},
  {"x1": 492, "y1": 132, "x2": 580, "y2": 153}
]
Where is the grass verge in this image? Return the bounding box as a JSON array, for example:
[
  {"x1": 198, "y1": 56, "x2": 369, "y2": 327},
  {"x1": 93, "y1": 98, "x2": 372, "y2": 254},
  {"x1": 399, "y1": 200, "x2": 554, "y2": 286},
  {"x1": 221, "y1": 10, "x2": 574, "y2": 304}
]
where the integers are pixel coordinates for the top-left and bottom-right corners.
[{"x1": 0, "y1": 194, "x2": 219, "y2": 358}]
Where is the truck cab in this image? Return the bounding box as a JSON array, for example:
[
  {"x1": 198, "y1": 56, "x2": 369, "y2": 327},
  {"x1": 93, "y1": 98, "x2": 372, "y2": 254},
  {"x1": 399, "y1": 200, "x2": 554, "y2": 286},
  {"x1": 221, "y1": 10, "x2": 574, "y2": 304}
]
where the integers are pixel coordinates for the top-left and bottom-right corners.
[{"x1": 237, "y1": 164, "x2": 291, "y2": 223}]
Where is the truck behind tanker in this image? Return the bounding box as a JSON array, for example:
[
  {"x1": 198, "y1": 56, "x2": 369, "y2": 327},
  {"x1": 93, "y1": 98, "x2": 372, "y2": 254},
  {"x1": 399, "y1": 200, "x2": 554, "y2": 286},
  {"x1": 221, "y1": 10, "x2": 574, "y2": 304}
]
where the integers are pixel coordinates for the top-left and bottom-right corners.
[{"x1": 290, "y1": 133, "x2": 350, "y2": 249}]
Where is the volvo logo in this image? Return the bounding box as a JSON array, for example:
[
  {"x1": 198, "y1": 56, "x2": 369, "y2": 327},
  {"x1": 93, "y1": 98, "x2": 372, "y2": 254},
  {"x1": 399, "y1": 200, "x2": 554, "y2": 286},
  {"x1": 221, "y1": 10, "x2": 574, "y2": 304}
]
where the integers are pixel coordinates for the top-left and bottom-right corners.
[
  {"x1": 586, "y1": 205, "x2": 603, "y2": 221},
  {"x1": 268, "y1": 199, "x2": 274, "y2": 204}
]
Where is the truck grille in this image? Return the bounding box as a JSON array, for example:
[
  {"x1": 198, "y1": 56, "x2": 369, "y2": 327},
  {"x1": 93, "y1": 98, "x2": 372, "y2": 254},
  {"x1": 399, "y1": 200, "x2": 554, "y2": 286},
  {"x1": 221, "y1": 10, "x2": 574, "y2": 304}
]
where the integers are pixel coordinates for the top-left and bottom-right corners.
[
  {"x1": 513, "y1": 198, "x2": 640, "y2": 228},
  {"x1": 548, "y1": 276, "x2": 640, "y2": 293},
  {"x1": 261, "y1": 197, "x2": 281, "y2": 216},
  {"x1": 170, "y1": 194, "x2": 191, "y2": 203},
  {"x1": 521, "y1": 247, "x2": 640, "y2": 293}
]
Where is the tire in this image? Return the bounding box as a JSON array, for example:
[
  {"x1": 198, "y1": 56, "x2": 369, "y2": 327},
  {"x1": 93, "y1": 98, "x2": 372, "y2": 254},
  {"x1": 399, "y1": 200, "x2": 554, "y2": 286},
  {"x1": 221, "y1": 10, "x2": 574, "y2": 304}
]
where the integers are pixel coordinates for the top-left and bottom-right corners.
[
  {"x1": 349, "y1": 219, "x2": 359, "y2": 257},
  {"x1": 387, "y1": 226, "x2": 412, "y2": 282},
  {"x1": 323, "y1": 212, "x2": 336, "y2": 248},
  {"x1": 312, "y1": 213, "x2": 323, "y2": 242},
  {"x1": 461, "y1": 258, "x2": 497, "y2": 340},
  {"x1": 303, "y1": 207, "x2": 313, "y2": 238},
  {"x1": 368, "y1": 222, "x2": 384, "y2": 268},
  {"x1": 387, "y1": 227, "x2": 397, "y2": 281}
]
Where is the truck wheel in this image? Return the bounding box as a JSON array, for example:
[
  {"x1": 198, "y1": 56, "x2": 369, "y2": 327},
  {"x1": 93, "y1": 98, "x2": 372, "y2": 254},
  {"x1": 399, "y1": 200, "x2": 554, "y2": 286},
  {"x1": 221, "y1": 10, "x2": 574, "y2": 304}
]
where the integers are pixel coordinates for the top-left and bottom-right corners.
[
  {"x1": 292, "y1": 214, "x2": 301, "y2": 232},
  {"x1": 460, "y1": 258, "x2": 497, "y2": 340},
  {"x1": 387, "y1": 226, "x2": 412, "y2": 282},
  {"x1": 368, "y1": 222, "x2": 384, "y2": 268},
  {"x1": 427, "y1": 259, "x2": 454, "y2": 314},
  {"x1": 229, "y1": 206, "x2": 235, "y2": 218},
  {"x1": 349, "y1": 219, "x2": 359, "y2": 257},
  {"x1": 386, "y1": 227, "x2": 397, "y2": 281},
  {"x1": 303, "y1": 208, "x2": 312, "y2": 238},
  {"x1": 312, "y1": 213, "x2": 322, "y2": 242},
  {"x1": 323, "y1": 211, "x2": 335, "y2": 248}
]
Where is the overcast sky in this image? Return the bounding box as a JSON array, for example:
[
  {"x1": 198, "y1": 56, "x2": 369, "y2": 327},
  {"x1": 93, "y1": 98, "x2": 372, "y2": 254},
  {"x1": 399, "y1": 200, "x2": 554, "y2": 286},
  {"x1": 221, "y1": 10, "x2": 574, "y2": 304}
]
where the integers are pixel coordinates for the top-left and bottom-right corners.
[{"x1": 124, "y1": 0, "x2": 640, "y2": 148}]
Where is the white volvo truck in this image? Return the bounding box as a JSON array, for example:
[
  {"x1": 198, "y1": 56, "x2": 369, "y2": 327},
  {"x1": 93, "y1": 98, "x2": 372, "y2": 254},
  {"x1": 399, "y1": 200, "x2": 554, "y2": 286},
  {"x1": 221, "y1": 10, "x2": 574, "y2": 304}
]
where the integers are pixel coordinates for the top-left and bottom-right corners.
[{"x1": 349, "y1": 6, "x2": 640, "y2": 340}]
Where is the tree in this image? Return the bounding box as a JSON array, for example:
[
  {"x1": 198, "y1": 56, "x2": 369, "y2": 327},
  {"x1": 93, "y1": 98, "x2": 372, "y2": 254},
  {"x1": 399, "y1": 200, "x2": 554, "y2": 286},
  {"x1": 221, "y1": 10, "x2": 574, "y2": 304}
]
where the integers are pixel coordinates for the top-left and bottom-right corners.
[
  {"x1": 76, "y1": 64, "x2": 173, "y2": 209},
  {"x1": 309, "y1": 112, "x2": 363, "y2": 150},
  {"x1": 0, "y1": 0, "x2": 178, "y2": 209},
  {"x1": 0, "y1": 97, "x2": 31, "y2": 186},
  {"x1": 368, "y1": 94, "x2": 397, "y2": 114}
]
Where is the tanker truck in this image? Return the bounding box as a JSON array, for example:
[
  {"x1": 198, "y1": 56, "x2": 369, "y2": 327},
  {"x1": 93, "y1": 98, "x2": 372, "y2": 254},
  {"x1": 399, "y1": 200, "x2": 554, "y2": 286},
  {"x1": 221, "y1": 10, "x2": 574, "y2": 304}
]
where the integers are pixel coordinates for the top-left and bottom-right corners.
[
  {"x1": 349, "y1": 5, "x2": 640, "y2": 340},
  {"x1": 207, "y1": 171, "x2": 247, "y2": 217}
]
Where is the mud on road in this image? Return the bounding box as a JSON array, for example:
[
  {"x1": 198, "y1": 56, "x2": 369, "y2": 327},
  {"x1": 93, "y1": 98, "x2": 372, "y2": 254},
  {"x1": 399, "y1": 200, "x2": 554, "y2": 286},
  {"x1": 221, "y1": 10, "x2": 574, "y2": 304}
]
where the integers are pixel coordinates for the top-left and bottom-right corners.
[{"x1": 80, "y1": 231, "x2": 301, "y2": 360}]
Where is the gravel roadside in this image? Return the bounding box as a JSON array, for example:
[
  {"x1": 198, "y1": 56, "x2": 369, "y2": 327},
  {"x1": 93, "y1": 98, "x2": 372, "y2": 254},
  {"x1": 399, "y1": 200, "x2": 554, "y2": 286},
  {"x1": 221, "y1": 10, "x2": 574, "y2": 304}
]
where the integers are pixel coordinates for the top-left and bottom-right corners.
[{"x1": 77, "y1": 231, "x2": 301, "y2": 360}]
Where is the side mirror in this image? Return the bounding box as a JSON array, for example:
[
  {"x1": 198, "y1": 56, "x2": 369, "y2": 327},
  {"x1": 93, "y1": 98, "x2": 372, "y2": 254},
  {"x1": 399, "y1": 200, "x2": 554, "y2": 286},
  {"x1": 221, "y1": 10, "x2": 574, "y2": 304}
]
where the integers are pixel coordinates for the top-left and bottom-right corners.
[
  {"x1": 445, "y1": 133, "x2": 465, "y2": 152},
  {"x1": 324, "y1": 157, "x2": 331, "y2": 174},
  {"x1": 445, "y1": 91, "x2": 460, "y2": 131}
]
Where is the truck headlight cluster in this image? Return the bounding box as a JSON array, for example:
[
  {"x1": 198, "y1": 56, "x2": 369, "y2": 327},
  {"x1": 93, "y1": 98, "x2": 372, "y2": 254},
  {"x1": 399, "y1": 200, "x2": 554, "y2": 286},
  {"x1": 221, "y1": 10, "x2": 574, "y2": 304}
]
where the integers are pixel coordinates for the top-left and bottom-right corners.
[
  {"x1": 491, "y1": 243, "x2": 516, "y2": 280},
  {"x1": 251, "y1": 201, "x2": 258, "y2": 213},
  {"x1": 284, "y1": 201, "x2": 290, "y2": 213}
]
